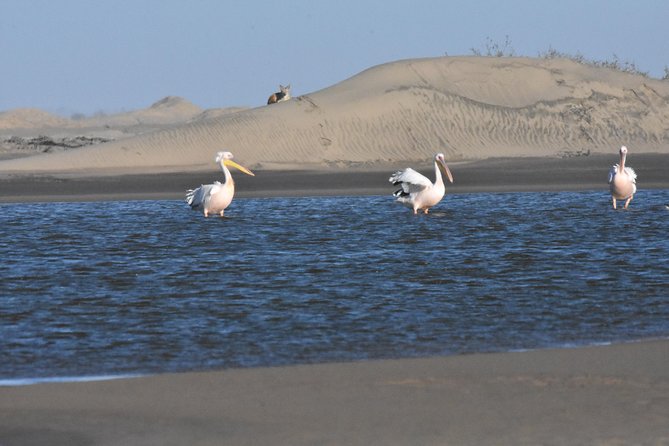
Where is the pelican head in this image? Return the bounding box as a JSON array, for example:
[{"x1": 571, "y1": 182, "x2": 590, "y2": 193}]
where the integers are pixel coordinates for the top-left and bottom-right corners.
[
  {"x1": 216, "y1": 151, "x2": 255, "y2": 176},
  {"x1": 620, "y1": 146, "x2": 628, "y2": 156},
  {"x1": 216, "y1": 151, "x2": 233, "y2": 163},
  {"x1": 435, "y1": 153, "x2": 453, "y2": 183}
]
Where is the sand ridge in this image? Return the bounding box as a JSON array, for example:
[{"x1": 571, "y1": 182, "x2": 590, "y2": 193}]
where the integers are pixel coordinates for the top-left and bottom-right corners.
[
  {"x1": 1, "y1": 153, "x2": 668, "y2": 203},
  {"x1": 1, "y1": 56, "x2": 668, "y2": 176},
  {"x1": 0, "y1": 96, "x2": 227, "y2": 130}
]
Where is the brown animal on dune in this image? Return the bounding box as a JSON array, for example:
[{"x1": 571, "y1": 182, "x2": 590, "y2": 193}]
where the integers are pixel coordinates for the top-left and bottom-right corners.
[{"x1": 267, "y1": 84, "x2": 291, "y2": 104}]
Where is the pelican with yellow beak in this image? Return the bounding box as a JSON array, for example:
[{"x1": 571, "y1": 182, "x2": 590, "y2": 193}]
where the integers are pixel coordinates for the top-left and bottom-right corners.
[
  {"x1": 186, "y1": 151, "x2": 255, "y2": 217},
  {"x1": 389, "y1": 153, "x2": 454, "y2": 214}
]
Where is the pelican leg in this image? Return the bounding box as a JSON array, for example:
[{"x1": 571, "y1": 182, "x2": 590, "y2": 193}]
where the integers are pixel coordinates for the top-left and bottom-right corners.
[
  {"x1": 611, "y1": 197, "x2": 617, "y2": 210},
  {"x1": 624, "y1": 195, "x2": 633, "y2": 209},
  {"x1": 424, "y1": 208, "x2": 430, "y2": 214},
  {"x1": 203, "y1": 209, "x2": 210, "y2": 217},
  {"x1": 219, "y1": 210, "x2": 225, "y2": 217}
]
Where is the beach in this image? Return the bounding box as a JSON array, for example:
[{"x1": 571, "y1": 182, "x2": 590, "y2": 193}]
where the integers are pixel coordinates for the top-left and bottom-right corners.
[
  {"x1": 1, "y1": 167, "x2": 668, "y2": 445},
  {"x1": 1, "y1": 153, "x2": 669, "y2": 203},
  {"x1": 1, "y1": 340, "x2": 668, "y2": 445},
  {"x1": 2, "y1": 55, "x2": 669, "y2": 445}
]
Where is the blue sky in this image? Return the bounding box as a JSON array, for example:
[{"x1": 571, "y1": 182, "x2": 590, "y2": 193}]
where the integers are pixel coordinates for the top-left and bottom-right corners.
[{"x1": 1, "y1": 0, "x2": 667, "y2": 116}]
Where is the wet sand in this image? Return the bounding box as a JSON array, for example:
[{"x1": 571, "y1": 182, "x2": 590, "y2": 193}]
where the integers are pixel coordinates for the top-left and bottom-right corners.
[
  {"x1": 2, "y1": 154, "x2": 668, "y2": 444},
  {"x1": 1, "y1": 340, "x2": 668, "y2": 445},
  {"x1": 1, "y1": 153, "x2": 668, "y2": 203}
]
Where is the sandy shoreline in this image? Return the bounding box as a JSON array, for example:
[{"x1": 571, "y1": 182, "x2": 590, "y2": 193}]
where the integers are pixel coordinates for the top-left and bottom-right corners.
[
  {"x1": 2, "y1": 155, "x2": 668, "y2": 445},
  {"x1": 1, "y1": 340, "x2": 668, "y2": 445},
  {"x1": 1, "y1": 154, "x2": 668, "y2": 203},
  {"x1": 2, "y1": 55, "x2": 669, "y2": 445}
]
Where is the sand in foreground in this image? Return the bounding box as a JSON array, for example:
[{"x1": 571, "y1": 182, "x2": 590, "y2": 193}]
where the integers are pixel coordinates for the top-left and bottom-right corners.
[{"x1": 1, "y1": 340, "x2": 668, "y2": 445}]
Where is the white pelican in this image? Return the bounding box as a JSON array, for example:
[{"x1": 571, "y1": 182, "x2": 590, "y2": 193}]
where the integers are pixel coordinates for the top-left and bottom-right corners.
[
  {"x1": 186, "y1": 151, "x2": 255, "y2": 217},
  {"x1": 389, "y1": 153, "x2": 454, "y2": 214},
  {"x1": 608, "y1": 145, "x2": 637, "y2": 209}
]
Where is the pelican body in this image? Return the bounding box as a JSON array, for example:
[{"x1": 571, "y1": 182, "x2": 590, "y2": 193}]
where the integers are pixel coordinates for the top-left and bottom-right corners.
[
  {"x1": 608, "y1": 146, "x2": 637, "y2": 209},
  {"x1": 389, "y1": 153, "x2": 454, "y2": 214},
  {"x1": 186, "y1": 151, "x2": 254, "y2": 217}
]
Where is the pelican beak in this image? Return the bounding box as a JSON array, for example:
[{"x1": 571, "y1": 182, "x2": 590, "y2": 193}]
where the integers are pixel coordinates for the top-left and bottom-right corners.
[
  {"x1": 224, "y1": 159, "x2": 255, "y2": 176},
  {"x1": 438, "y1": 159, "x2": 453, "y2": 183}
]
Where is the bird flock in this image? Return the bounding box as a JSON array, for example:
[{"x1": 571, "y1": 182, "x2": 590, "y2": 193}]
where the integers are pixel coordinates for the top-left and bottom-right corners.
[{"x1": 187, "y1": 146, "x2": 638, "y2": 217}]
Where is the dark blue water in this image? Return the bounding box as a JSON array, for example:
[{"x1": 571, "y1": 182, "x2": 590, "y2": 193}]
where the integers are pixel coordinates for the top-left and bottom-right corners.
[{"x1": 1, "y1": 190, "x2": 668, "y2": 382}]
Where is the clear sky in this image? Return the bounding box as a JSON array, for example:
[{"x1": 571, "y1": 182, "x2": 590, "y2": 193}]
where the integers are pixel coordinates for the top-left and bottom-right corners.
[{"x1": 1, "y1": 0, "x2": 667, "y2": 116}]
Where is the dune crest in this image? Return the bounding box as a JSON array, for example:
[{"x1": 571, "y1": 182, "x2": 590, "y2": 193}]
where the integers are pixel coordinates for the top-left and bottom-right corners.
[
  {"x1": 0, "y1": 96, "x2": 205, "y2": 130},
  {"x1": 84, "y1": 96, "x2": 204, "y2": 127},
  {"x1": 1, "y1": 56, "x2": 668, "y2": 175},
  {"x1": 0, "y1": 108, "x2": 70, "y2": 130}
]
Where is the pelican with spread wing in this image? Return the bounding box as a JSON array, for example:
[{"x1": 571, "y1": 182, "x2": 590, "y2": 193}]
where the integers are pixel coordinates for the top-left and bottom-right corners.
[
  {"x1": 608, "y1": 145, "x2": 637, "y2": 210},
  {"x1": 186, "y1": 151, "x2": 255, "y2": 217},
  {"x1": 389, "y1": 153, "x2": 454, "y2": 214}
]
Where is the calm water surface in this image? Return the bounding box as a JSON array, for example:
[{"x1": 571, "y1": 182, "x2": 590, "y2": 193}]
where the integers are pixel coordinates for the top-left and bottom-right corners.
[{"x1": 1, "y1": 190, "x2": 668, "y2": 382}]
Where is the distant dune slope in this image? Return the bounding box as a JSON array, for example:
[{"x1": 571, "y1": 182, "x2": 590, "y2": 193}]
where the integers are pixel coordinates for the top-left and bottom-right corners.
[
  {"x1": 0, "y1": 97, "x2": 204, "y2": 130},
  {"x1": 0, "y1": 109, "x2": 71, "y2": 130},
  {"x1": 1, "y1": 56, "x2": 668, "y2": 174}
]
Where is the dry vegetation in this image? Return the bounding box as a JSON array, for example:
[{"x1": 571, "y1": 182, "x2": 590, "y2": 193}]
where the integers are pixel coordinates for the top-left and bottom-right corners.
[{"x1": 467, "y1": 35, "x2": 668, "y2": 80}]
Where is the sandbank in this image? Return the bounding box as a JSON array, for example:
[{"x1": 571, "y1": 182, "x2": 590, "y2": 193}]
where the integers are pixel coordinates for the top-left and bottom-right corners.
[
  {"x1": 1, "y1": 154, "x2": 668, "y2": 203},
  {"x1": 1, "y1": 340, "x2": 668, "y2": 445}
]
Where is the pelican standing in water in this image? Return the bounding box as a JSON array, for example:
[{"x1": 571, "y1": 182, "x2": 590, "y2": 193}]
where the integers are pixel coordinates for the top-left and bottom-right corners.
[
  {"x1": 186, "y1": 151, "x2": 255, "y2": 217},
  {"x1": 608, "y1": 145, "x2": 637, "y2": 210},
  {"x1": 389, "y1": 153, "x2": 454, "y2": 214}
]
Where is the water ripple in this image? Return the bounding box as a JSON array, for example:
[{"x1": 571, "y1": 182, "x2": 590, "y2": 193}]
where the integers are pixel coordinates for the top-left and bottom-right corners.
[{"x1": 1, "y1": 190, "x2": 668, "y2": 380}]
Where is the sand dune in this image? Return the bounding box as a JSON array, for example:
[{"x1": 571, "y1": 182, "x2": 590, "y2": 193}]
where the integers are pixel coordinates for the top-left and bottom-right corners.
[
  {"x1": 0, "y1": 108, "x2": 71, "y2": 130},
  {"x1": 0, "y1": 97, "x2": 247, "y2": 161},
  {"x1": 0, "y1": 97, "x2": 204, "y2": 131},
  {"x1": 0, "y1": 96, "x2": 247, "y2": 138},
  {"x1": 1, "y1": 56, "x2": 668, "y2": 175},
  {"x1": 77, "y1": 96, "x2": 204, "y2": 127}
]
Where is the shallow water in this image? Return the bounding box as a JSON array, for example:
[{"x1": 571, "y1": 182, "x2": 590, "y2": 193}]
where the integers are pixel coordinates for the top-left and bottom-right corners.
[{"x1": 1, "y1": 190, "x2": 668, "y2": 381}]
